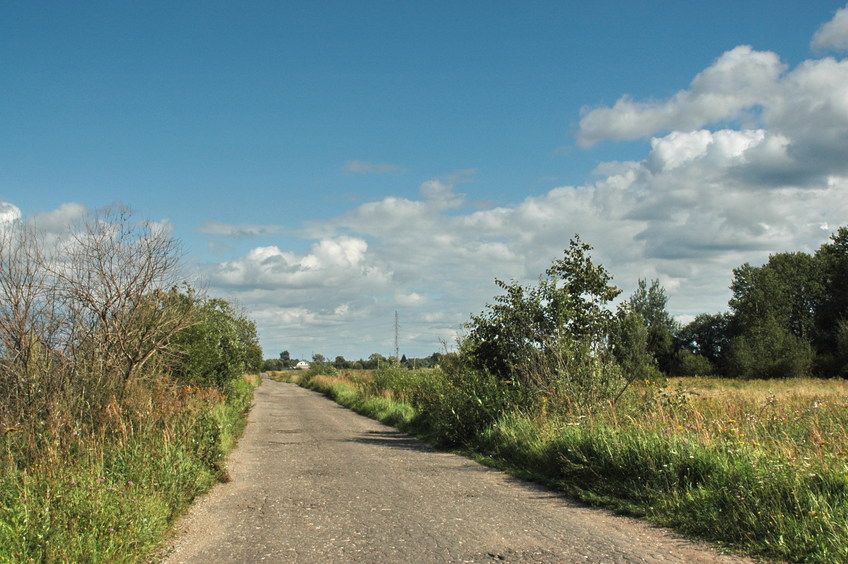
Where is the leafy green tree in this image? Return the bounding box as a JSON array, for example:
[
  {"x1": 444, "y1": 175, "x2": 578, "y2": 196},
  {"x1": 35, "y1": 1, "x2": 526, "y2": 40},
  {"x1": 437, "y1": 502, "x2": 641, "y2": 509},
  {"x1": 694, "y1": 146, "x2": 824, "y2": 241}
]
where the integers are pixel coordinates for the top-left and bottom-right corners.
[
  {"x1": 609, "y1": 307, "x2": 660, "y2": 391},
  {"x1": 675, "y1": 313, "x2": 733, "y2": 374},
  {"x1": 262, "y1": 358, "x2": 284, "y2": 371},
  {"x1": 727, "y1": 252, "x2": 822, "y2": 378},
  {"x1": 730, "y1": 253, "x2": 822, "y2": 341},
  {"x1": 280, "y1": 350, "x2": 293, "y2": 368},
  {"x1": 628, "y1": 279, "x2": 677, "y2": 371},
  {"x1": 172, "y1": 298, "x2": 260, "y2": 388},
  {"x1": 362, "y1": 353, "x2": 385, "y2": 369},
  {"x1": 669, "y1": 349, "x2": 717, "y2": 377},
  {"x1": 833, "y1": 319, "x2": 848, "y2": 377},
  {"x1": 814, "y1": 227, "x2": 848, "y2": 374},
  {"x1": 727, "y1": 315, "x2": 814, "y2": 379},
  {"x1": 461, "y1": 236, "x2": 624, "y2": 408},
  {"x1": 236, "y1": 314, "x2": 263, "y2": 374}
]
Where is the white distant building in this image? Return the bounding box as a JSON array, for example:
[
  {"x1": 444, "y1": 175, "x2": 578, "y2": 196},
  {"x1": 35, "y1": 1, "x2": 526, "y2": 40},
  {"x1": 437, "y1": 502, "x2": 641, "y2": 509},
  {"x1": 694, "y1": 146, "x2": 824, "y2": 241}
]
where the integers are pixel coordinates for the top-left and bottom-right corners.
[{"x1": 295, "y1": 360, "x2": 311, "y2": 370}]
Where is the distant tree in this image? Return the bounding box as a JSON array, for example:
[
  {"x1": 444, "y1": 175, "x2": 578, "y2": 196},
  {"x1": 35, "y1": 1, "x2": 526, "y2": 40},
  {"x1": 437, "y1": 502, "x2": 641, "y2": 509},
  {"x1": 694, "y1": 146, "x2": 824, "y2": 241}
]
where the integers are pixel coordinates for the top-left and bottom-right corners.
[
  {"x1": 814, "y1": 227, "x2": 848, "y2": 374},
  {"x1": 669, "y1": 349, "x2": 717, "y2": 377},
  {"x1": 609, "y1": 306, "x2": 660, "y2": 387},
  {"x1": 832, "y1": 319, "x2": 848, "y2": 377},
  {"x1": 730, "y1": 253, "x2": 822, "y2": 341},
  {"x1": 726, "y1": 252, "x2": 822, "y2": 379},
  {"x1": 628, "y1": 279, "x2": 677, "y2": 371},
  {"x1": 675, "y1": 313, "x2": 733, "y2": 372},
  {"x1": 363, "y1": 353, "x2": 385, "y2": 369},
  {"x1": 727, "y1": 315, "x2": 814, "y2": 380},
  {"x1": 279, "y1": 350, "x2": 293, "y2": 369},
  {"x1": 312, "y1": 353, "x2": 326, "y2": 365},
  {"x1": 262, "y1": 358, "x2": 284, "y2": 371}
]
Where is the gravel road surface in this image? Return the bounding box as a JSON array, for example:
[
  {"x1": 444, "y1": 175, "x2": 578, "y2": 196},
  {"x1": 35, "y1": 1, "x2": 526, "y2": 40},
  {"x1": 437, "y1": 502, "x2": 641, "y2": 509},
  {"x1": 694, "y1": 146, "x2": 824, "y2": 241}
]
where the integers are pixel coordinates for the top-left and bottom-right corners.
[{"x1": 162, "y1": 379, "x2": 757, "y2": 563}]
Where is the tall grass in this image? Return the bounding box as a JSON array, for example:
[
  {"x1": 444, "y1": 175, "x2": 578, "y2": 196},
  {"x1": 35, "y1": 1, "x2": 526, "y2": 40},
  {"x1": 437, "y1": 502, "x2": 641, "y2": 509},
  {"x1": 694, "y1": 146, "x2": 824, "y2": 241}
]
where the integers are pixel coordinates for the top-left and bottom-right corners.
[
  {"x1": 293, "y1": 367, "x2": 848, "y2": 563},
  {"x1": 0, "y1": 374, "x2": 259, "y2": 563}
]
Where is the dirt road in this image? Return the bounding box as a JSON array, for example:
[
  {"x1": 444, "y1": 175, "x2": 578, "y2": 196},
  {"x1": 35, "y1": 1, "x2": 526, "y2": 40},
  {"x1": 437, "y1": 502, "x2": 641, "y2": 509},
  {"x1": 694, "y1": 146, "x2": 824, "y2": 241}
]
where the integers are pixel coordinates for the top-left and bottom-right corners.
[{"x1": 162, "y1": 379, "x2": 756, "y2": 563}]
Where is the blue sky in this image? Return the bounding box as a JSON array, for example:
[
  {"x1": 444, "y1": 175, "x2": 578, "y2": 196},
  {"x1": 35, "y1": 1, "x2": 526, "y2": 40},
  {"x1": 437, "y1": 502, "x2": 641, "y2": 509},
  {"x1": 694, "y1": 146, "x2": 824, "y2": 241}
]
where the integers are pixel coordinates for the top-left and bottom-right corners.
[{"x1": 3, "y1": 1, "x2": 848, "y2": 360}]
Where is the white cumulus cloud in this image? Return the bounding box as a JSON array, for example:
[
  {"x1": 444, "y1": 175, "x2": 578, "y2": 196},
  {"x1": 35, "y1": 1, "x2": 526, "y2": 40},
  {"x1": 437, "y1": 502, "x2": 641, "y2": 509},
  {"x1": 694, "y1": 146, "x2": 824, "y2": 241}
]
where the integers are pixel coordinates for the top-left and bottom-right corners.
[
  {"x1": 812, "y1": 5, "x2": 848, "y2": 52},
  {"x1": 211, "y1": 236, "x2": 389, "y2": 291},
  {"x1": 578, "y1": 46, "x2": 785, "y2": 146}
]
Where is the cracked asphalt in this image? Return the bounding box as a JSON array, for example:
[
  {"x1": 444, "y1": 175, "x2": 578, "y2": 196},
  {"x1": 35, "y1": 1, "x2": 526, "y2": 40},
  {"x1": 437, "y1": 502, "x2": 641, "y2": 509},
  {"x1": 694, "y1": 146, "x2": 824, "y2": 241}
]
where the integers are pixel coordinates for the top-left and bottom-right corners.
[{"x1": 161, "y1": 379, "x2": 757, "y2": 564}]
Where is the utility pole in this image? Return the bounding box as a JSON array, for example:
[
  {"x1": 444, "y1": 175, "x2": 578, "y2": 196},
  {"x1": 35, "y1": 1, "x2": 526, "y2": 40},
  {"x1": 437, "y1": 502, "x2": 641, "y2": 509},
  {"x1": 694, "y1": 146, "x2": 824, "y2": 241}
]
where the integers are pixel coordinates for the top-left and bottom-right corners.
[{"x1": 394, "y1": 310, "x2": 400, "y2": 364}]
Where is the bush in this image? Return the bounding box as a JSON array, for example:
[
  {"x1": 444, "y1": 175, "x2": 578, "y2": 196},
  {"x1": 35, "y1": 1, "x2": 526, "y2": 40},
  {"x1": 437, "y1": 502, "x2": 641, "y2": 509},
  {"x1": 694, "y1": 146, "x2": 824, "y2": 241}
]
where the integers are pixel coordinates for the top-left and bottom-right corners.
[
  {"x1": 171, "y1": 298, "x2": 262, "y2": 389},
  {"x1": 459, "y1": 237, "x2": 632, "y2": 418},
  {"x1": 727, "y1": 318, "x2": 815, "y2": 379},
  {"x1": 669, "y1": 350, "x2": 716, "y2": 377},
  {"x1": 409, "y1": 356, "x2": 521, "y2": 447}
]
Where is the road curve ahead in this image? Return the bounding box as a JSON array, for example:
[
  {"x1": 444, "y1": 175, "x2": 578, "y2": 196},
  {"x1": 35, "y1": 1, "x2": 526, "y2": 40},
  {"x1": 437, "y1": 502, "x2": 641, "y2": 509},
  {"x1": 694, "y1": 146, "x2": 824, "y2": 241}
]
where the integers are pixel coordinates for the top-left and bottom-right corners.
[{"x1": 162, "y1": 379, "x2": 755, "y2": 564}]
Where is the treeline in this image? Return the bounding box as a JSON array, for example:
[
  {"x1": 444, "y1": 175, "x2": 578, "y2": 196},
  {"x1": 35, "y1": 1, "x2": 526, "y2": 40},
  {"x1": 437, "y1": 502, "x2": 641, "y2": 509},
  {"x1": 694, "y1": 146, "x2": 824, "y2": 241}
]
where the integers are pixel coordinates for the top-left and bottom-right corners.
[
  {"x1": 462, "y1": 226, "x2": 848, "y2": 389},
  {"x1": 0, "y1": 207, "x2": 262, "y2": 562},
  {"x1": 263, "y1": 351, "x2": 444, "y2": 371},
  {"x1": 654, "y1": 226, "x2": 848, "y2": 379},
  {"x1": 281, "y1": 227, "x2": 848, "y2": 389}
]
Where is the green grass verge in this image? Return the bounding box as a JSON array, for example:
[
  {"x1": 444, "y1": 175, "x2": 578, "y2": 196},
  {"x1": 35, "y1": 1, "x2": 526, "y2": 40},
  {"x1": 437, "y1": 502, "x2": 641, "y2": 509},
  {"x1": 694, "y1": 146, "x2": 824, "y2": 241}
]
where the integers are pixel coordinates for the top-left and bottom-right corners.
[{"x1": 0, "y1": 374, "x2": 260, "y2": 563}]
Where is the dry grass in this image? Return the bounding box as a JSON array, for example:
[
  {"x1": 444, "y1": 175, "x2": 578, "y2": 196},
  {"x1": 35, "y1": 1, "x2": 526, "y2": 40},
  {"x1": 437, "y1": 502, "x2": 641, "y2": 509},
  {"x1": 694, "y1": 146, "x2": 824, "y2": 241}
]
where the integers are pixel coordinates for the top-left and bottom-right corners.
[
  {"x1": 620, "y1": 378, "x2": 848, "y2": 464},
  {"x1": 243, "y1": 373, "x2": 263, "y2": 387}
]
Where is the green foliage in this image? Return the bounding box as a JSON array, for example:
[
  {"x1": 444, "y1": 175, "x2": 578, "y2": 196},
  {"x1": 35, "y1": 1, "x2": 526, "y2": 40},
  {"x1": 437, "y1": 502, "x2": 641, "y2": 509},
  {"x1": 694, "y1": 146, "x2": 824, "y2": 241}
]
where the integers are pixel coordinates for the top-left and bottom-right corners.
[
  {"x1": 674, "y1": 313, "x2": 732, "y2": 371},
  {"x1": 610, "y1": 308, "x2": 661, "y2": 387},
  {"x1": 725, "y1": 247, "x2": 843, "y2": 378},
  {"x1": 263, "y1": 350, "x2": 294, "y2": 371},
  {"x1": 727, "y1": 316, "x2": 815, "y2": 379},
  {"x1": 172, "y1": 298, "x2": 262, "y2": 388},
  {"x1": 664, "y1": 227, "x2": 848, "y2": 378},
  {"x1": 189, "y1": 407, "x2": 225, "y2": 471},
  {"x1": 730, "y1": 253, "x2": 823, "y2": 340},
  {"x1": 669, "y1": 350, "x2": 716, "y2": 377},
  {"x1": 0, "y1": 207, "x2": 263, "y2": 562},
  {"x1": 0, "y1": 375, "x2": 259, "y2": 563},
  {"x1": 461, "y1": 236, "x2": 623, "y2": 409},
  {"x1": 815, "y1": 227, "x2": 848, "y2": 374},
  {"x1": 412, "y1": 358, "x2": 523, "y2": 447},
  {"x1": 628, "y1": 279, "x2": 677, "y2": 371}
]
